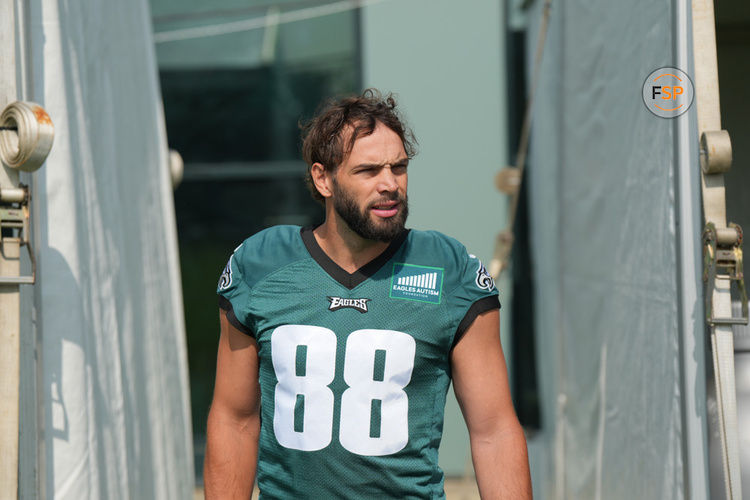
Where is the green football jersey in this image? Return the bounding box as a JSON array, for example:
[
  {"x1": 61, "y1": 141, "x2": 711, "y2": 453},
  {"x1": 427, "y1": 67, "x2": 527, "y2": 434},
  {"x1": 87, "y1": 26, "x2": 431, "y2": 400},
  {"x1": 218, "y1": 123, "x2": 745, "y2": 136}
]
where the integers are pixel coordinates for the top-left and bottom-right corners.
[{"x1": 217, "y1": 225, "x2": 500, "y2": 499}]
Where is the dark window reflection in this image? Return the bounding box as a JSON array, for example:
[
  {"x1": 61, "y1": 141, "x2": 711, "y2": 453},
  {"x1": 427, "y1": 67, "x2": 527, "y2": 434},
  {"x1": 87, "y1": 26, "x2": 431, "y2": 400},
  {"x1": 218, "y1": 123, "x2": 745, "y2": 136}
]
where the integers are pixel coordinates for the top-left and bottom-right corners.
[{"x1": 151, "y1": 4, "x2": 361, "y2": 483}]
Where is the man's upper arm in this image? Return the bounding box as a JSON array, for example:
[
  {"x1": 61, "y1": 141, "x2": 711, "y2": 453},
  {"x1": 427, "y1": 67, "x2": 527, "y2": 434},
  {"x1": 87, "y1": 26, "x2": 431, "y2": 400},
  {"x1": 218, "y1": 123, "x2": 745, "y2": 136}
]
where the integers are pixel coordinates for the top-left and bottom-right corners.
[
  {"x1": 451, "y1": 308, "x2": 519, "y2": 434},
  {"x1": 211, "y1": 309, "x2": 260, "y2": 417}
]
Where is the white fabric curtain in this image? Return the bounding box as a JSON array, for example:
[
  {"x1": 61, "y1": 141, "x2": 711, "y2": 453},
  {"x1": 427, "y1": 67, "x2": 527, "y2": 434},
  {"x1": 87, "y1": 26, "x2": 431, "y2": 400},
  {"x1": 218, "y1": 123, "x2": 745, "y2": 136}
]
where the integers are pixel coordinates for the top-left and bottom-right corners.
[
  {"x1": 524, "y1": 0, "x2": 707, "y2": 498},
  {"x1": 18, "y1": 0, "x2": 194, "y2": 497}
]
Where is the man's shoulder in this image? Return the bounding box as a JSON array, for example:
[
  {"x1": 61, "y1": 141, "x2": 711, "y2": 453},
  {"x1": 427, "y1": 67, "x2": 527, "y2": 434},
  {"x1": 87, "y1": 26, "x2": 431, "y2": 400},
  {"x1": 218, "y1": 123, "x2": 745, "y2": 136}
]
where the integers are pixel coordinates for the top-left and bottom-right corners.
[
  {"x1": 230, "y1": 225, "x2": 309, "y2": 288},
  {"x1": 239, "y1": 224, "x2": 303, "y2": 251},
  {"x1": 404, "y1": 229, "x2": 495, "y2": 294},
  {"x1": 405, "y1": 228, "x2": 470, "y2": 262}
]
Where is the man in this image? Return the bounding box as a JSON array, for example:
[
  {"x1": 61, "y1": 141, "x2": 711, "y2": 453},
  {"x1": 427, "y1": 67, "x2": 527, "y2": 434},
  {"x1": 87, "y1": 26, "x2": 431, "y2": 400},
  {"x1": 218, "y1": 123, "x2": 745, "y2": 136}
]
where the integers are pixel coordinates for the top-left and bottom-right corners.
[{"x1": 205, "y1": 89, "x2": 532, "y2": 499}]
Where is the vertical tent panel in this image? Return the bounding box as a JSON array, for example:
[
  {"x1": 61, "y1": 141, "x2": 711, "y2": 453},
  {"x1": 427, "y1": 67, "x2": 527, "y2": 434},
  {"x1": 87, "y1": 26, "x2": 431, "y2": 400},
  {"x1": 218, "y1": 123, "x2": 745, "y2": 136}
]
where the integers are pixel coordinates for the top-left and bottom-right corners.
[
  {"x1": 525, "y1": 0, "x2": 706, "y2": 497},
  {"x1": 522, "y1": 3, "x2": 564, "y2": 497},
  {"x1": 22, "y1": 0, "x2": 194, "y2": 497}
]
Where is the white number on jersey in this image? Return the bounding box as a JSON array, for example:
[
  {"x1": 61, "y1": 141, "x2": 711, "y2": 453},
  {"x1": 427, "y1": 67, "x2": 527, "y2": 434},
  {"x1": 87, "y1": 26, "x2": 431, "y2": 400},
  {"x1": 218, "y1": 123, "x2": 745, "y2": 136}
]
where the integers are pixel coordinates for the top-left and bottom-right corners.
[
  {"x1": 270, "y1": 326, "x2": 416, "y2": 456},
  {"x1": 271, "y1": 325, "x2": 336, "y2": 451}
]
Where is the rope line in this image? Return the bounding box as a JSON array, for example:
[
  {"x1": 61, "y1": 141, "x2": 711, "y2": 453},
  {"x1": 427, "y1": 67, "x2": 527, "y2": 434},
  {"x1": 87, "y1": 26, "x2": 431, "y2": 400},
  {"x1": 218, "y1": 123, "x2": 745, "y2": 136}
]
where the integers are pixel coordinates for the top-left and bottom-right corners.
[
  {"x1": 491, "y1": 0, "x2": 553, "y2": 279},
  {"x1": 154, "y1": 0, "x2": 390, "y2": 44}
]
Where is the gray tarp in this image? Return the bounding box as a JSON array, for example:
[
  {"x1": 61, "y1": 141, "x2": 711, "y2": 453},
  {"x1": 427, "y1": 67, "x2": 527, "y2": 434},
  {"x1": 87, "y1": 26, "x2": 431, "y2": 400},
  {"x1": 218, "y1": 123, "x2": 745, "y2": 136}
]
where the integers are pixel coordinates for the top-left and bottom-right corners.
[
  {"x1": 523, "y1": 0, "x2": 708, "y2": 498},
  {"x1": 18, "y1": 0, "x2": 194, "y2": 497}
]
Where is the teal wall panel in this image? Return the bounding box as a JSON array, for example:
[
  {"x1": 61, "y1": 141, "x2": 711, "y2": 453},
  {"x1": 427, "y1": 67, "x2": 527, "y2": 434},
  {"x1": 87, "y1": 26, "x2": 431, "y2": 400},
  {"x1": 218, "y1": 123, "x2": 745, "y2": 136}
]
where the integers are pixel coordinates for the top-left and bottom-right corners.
[{"x1": 362, "y1": 0, "x2": 510, "y2": 477}]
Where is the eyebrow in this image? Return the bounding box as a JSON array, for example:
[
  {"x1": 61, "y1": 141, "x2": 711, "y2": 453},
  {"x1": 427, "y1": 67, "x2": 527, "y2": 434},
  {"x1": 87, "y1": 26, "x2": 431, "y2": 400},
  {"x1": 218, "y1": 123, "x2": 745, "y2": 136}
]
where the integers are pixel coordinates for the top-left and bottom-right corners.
[{"x1": 352, "y1": 158, "x2": 410, "y2": 170}]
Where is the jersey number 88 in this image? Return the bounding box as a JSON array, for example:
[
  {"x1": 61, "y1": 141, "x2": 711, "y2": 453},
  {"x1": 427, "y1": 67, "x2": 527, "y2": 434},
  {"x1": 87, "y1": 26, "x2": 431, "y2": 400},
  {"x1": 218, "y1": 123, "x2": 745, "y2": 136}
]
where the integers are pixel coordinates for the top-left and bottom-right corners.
[{"x1": 271, "y1": 325, "x2": 416, "y2": 456}]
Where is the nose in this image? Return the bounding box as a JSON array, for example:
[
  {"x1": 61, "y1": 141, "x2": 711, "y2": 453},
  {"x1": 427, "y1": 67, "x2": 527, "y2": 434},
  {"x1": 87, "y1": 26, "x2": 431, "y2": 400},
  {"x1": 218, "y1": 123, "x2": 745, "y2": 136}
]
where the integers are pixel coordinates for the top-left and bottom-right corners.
[{"x1": 377, "y1": 166, "x2": 400, "y2": 193}]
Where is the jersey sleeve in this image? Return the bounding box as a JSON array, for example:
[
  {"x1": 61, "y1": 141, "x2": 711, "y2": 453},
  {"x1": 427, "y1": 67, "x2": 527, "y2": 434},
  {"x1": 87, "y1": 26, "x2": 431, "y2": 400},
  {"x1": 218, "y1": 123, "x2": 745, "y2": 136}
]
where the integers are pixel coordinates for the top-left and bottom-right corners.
[
  {"x1": 216, "y1": 243, "x2": 255, "y2": 337},
  {"x1": 447, "y1": 251, "x2": 500, "y2": 348}
]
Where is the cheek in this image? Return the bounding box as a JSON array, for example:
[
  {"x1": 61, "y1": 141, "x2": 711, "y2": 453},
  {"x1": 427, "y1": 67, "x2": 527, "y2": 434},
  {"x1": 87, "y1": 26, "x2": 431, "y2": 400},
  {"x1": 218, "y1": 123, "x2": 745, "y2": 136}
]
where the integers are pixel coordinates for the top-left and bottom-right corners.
[{"x1": 360, "y1": 180, "x2": 381, "y2": 198}]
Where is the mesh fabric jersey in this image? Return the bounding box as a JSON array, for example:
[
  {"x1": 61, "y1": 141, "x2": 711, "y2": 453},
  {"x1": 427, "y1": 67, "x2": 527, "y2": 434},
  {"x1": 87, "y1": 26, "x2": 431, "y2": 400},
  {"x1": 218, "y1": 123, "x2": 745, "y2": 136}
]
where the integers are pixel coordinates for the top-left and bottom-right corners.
[{"x1": 217, "y1": 225, "x2": 500, "y2": 499}]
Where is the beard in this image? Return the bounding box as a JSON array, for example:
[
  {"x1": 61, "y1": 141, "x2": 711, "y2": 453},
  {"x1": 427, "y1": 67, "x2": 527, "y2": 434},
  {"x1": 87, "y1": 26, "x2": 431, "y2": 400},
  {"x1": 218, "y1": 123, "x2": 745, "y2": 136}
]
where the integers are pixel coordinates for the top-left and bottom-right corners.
[{"x1": 332, "y1": 181, "x2": 409, "y2": 243}]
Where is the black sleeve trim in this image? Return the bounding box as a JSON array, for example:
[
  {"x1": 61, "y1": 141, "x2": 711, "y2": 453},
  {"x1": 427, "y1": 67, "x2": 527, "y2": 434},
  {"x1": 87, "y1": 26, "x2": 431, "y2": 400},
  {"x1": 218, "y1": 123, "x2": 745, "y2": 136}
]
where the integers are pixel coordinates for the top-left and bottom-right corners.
[
  {"x1": 451, "y1": 295, "x2": 501, "y2": 349},
  {"x1": 218, "y1": 296, "x2": 254, "y2": 338}
]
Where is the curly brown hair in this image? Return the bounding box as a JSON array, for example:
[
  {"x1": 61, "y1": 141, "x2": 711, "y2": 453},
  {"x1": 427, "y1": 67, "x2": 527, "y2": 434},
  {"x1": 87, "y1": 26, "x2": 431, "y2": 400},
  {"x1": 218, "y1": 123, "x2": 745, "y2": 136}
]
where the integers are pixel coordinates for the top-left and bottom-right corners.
[{"x1": 300, "y1": 88, "x2": 417, "y2": 204}]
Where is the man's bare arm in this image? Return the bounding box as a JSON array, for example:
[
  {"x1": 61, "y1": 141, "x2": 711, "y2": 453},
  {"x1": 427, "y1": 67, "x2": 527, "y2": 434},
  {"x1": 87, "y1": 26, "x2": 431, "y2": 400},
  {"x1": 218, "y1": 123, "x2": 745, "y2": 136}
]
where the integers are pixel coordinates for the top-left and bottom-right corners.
[
  {"x1": 204, "y1": 310, "x2": 261, "y2": 499},
  {"x1": 451, "y1": 309, "x2": 532, "y2": 499}
]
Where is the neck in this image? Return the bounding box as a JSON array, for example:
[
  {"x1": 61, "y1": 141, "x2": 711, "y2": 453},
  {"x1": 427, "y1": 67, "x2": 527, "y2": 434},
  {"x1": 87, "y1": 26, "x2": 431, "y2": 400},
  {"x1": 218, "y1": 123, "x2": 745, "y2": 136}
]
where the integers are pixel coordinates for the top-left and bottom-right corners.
[{"x1": 313, "y1": 208, "x2": 390, "y2": 273}]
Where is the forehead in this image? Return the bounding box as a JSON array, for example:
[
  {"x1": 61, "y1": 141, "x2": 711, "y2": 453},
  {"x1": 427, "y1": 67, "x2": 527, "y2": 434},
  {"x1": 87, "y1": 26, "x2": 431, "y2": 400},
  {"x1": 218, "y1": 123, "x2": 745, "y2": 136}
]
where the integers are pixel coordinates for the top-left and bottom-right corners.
[{"x1": 343, "y1": 122, "x2": 407, "y2": 165}]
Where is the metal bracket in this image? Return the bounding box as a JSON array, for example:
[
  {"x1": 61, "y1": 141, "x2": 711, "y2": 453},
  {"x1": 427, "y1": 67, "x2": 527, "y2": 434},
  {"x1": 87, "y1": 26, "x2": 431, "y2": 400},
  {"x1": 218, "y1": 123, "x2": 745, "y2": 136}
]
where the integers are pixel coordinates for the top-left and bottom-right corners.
[
  {"x1": 703, "y1": 222, "x2": 748, "y2": 325},
  {"x1": 0, "y1": 184, "x2": 35, "y2": 285}
]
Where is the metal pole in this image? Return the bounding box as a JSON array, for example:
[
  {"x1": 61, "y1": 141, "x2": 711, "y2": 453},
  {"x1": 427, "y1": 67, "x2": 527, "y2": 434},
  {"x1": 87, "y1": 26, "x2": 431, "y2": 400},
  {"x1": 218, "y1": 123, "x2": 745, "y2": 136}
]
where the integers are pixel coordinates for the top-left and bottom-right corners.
[
  {"x1": 674, "y1": 0, "x2": 711, "y2": 496},
  {"x1": 0, "y1": 0, "x2": 21, "y2": 497}
]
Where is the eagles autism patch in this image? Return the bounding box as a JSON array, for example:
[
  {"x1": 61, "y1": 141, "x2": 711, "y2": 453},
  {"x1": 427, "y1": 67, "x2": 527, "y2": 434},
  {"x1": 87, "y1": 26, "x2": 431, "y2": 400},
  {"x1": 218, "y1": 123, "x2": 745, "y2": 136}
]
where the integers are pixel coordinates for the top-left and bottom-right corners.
[{"x1": 390, "y1": 263, "x2": 444, "y2": 304}]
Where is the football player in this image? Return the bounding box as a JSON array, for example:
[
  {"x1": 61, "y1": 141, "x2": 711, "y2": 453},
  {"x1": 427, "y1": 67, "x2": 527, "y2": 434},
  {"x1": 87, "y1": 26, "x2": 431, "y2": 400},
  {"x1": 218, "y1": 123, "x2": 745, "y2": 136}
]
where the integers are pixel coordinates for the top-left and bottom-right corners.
[{"x1": 205, "y1": 89, "x2": 532, "y2": 499}]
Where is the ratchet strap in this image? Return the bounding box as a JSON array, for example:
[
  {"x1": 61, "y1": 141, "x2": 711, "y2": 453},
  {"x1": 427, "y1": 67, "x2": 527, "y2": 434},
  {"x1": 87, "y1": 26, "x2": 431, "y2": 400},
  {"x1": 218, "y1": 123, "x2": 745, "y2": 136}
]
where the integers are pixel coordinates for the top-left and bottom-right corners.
[{"x1": 692, "y1": 0, "x2": 744, "y2": 498}]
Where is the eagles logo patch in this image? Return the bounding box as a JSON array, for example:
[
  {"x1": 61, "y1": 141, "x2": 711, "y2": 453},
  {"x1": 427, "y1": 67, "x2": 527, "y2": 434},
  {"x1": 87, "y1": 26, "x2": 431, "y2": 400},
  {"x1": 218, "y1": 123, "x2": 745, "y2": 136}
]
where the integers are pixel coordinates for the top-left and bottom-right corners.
[
  {"x1": 218, "y1": 254, "x2": 233, "y2": 291},
  {"x1": 470, "y1": 254, "x2": 495, "y2": 291},
  {"x1": 328, "y1": 297, "x2": 370, "y2": 313}
]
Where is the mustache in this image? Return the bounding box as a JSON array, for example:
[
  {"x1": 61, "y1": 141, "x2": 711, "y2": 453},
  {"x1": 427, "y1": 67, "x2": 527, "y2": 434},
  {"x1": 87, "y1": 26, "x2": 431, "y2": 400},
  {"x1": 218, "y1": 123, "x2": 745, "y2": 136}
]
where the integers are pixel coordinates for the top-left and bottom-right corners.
[{"x1": 368, "y1": 192, "x2": 405, "y2": 207}]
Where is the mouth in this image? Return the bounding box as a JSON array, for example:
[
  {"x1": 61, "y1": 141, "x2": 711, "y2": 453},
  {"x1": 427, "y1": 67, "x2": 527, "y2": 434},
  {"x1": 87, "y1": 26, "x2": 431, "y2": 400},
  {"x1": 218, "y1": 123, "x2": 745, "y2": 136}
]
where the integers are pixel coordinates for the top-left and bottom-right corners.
[{"x1": 370, "y1": 200, "x2": 400, "y2": 218}]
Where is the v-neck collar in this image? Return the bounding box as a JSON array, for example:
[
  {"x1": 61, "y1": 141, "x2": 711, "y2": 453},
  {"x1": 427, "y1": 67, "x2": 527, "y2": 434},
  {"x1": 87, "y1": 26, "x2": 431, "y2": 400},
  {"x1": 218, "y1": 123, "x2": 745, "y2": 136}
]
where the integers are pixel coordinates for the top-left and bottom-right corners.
[{"x1": 300, "y1": 226, "x2": 410, "y2": 290}]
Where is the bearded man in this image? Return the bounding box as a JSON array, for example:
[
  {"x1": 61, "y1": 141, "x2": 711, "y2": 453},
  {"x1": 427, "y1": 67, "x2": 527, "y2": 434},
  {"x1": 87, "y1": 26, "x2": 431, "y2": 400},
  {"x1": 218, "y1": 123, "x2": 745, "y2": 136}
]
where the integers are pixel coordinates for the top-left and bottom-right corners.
[{"x1": 204, "y1": 89, "x2": 532, "y2": 499}]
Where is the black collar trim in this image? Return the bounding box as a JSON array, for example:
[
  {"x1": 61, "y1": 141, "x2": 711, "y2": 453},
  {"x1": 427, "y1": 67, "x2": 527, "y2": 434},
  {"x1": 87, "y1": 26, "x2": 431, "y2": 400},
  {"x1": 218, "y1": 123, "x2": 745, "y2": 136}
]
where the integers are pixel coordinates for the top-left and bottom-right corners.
[{"x1": 300, "y1": 226, "x2": 410, "y2": 290}]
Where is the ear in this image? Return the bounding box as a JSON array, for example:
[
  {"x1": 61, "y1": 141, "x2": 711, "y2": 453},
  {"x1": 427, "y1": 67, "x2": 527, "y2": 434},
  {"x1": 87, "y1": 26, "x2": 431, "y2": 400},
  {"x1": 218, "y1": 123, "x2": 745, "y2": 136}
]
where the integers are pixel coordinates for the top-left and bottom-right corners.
[{"x1": 310, "y1": 162, "x2": 334, "y2": 199}]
